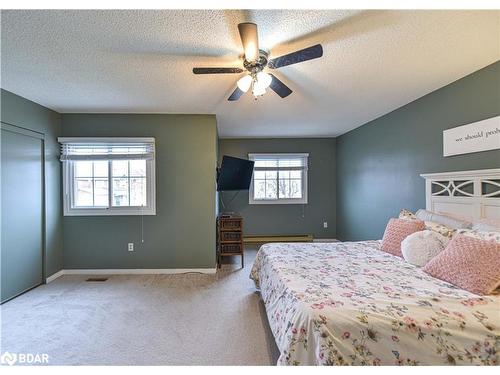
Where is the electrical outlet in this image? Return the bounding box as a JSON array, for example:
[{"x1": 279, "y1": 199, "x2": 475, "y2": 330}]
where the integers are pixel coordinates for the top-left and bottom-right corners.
[
  {"x1": 323, "y1": 222, "x2": 328, "y2": 229},
  {"x1": 128, "y1": 243, "x2": 134, "y2": 252}
]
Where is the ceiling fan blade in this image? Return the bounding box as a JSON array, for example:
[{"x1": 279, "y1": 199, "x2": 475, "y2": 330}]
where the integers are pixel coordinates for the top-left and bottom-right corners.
[
  {"x1": 268, "y1": 44, "x2": 323, "y2": 69},
  {"x1": 238, "y1": 22, "x2": 259, "y2": 62},
  {"x1": 269, "y1": 74, "x2": 293, "y2": 98},
  {"x1": 228, "y1": 87, "x2": 245, "y2": 101},
  {"x1": 193, "y1": 67, "x2": 244, "y2": 74}
]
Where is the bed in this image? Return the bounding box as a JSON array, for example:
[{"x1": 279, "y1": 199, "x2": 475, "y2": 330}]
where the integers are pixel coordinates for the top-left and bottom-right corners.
[{"x1": 250, "y1": 169, "x2": 500, "y2": 365}]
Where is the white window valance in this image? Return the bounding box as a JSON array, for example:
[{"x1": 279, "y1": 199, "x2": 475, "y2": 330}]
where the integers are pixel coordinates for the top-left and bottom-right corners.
[
  {"x1": 249, "y1": 153, "x2": 309, "y2": 170},
  {"x1": 58, "y1": 137, "x2": 155, "y2": 161}
]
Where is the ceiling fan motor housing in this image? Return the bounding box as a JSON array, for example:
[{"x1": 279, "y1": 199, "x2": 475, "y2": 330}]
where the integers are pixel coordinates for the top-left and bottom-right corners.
[
  {"x1": 243, "y1": 50, "x2": 269, "y2": 74},
  {"x1": 192, "y1": 20, "x2": 323, "y2": 101}
]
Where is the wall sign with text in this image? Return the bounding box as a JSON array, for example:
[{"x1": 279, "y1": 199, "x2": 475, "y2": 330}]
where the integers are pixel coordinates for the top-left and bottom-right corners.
[{"x1": 443, "y1": 116, "x2": 500, "y2": 157}]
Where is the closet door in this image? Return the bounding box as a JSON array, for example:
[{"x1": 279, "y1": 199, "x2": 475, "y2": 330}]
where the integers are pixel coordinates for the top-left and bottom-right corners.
[{"x1": 1, "y1": 124, "x2": 44, "y2": 303}]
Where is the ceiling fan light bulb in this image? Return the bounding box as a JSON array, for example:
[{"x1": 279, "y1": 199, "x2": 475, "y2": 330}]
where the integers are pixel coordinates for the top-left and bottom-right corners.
[
  {"x1": 252, "y1": 84, "x2": 266, "y2": 97},
  {"x1": 256, "y1": 72, "x2": 272, "y2": 88},
  {"x1": 237, "y1": 75, "x2": 252, "y2": 92}
]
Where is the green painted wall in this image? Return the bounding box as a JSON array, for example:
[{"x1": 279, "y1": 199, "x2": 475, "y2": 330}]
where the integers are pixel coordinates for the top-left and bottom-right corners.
[
  {"x1": 3, "y1": 59, "x2": 498, "y2": 273},
  {"x1": 218, "y1": 138, "x2": 336, "y2": 238},
  {"x1": 1, "y1": 89, "x2": 63, "y2": 277},
  {"x1": 336, "y1": 61, "x2": 500, "y2": 241},
  {"x1": 61, "y1": 114, "x2": 218, "y2": 269}
]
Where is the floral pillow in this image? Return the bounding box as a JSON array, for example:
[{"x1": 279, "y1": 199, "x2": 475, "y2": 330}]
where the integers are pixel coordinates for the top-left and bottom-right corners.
[
  {"x1": 399, "y1": 209, "x2": 417, "y2": 221},
  {"x1": 399, "y1": 209, "x2": 455, "y2": 238},
  {"x1": 424, "y1": 221, "x2": 456, "y2": 238},
  {"x1": 455, "y1": 229, "x2": 500, "y2": 244}
]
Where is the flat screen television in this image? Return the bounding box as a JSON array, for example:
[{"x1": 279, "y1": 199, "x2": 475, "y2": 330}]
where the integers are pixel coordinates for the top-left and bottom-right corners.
[{"x1": 217, "y1": 156, "x2": 254, "y2": 191}]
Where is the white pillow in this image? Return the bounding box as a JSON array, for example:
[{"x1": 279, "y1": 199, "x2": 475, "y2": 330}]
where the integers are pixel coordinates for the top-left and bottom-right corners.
[
  {"x1": 439, "y1": 212, "x2": 500, "y2": 231},
  {"x1": 401, "y1": 230, "x2": 450, "y2": 267},
  {"x1": 415, "y1": 209, "x2": 472, "y2": 229}
]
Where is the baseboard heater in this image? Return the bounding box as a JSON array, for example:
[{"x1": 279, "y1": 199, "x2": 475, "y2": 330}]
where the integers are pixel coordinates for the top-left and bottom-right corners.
[{"x1": 243, "y1": 234, "x2": 313, "y2": 243}]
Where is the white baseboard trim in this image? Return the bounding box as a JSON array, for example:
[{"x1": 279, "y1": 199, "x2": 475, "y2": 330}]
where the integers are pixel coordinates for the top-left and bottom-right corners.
[
  {"x1": 64, "y1": 268, "x2": 217, "y2": 275},
  {"x1": 46, "y1": 268, "x2": 216, "y2": 282},
  {"x1": 46, "y1": 270, "x2": 64, "y2": 283},
  {"x1": 313, "y1": 238, "x2": 340, "y2": 243}
]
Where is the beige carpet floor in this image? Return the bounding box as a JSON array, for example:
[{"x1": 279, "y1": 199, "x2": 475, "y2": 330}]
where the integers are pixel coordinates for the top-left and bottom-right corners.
[{"x1": 0, "y1": 247, "x2": 279, "y2": 365}]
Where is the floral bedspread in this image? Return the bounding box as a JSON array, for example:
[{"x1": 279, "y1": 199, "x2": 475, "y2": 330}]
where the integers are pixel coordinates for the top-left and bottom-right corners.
[{"x1": 250, "y1": 241, "x2": 499, "y2": 366}]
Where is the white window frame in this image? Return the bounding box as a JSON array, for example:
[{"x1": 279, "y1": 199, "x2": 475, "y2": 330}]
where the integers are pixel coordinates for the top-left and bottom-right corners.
[
  {"x1": 248, "y1": 153, "x2": 308, "y2": 205},
  {"x1": 60, "y1": 137, "x2": 156, "y2": 216}
]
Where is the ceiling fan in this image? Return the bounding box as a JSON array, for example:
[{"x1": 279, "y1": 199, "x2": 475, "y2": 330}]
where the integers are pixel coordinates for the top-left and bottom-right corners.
[{"x1": 193, "y1": 22, "x2": 323, "y2": 101}]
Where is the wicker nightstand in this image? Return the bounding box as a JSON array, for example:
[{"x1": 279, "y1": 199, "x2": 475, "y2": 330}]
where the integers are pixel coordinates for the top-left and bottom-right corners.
[{"x1": 217, "y1": 214, "x2": 244, "y2": 268}]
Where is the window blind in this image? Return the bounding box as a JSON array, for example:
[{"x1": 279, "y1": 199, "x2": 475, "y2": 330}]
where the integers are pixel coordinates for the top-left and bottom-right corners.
[
  {"x1": 58, "y1": 137, "x2": 155, "y2": 161},
  {"x1": 249, "y1": 153, "x2": 308, "y2": 170}
]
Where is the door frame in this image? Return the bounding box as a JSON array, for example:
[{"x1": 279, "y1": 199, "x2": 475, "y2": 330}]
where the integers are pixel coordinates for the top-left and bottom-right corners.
[{"x1": 1, "y1": 121, "x2": 46, "y2": 302}]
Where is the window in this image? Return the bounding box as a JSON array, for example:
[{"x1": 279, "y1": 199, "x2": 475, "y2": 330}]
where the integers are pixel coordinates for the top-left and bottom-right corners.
[
  {"x1": 248, "y1": 153, "x2": 308, "y2": 204},
  {"x1": 59, "y1": 137, "x2": 156, "y2": 216}
]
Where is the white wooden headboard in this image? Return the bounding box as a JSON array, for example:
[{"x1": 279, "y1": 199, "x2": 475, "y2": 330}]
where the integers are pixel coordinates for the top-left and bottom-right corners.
[{"x1": 420, "y1": 169, "x2": 500, "y2": 220}]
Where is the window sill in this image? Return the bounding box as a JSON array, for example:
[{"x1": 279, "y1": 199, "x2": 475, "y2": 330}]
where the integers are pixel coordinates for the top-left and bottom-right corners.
[
  {"x1": 63, "y1": 208, "x2": 156, "y2": 216},
  {"x1": 249, "y1": 199, "x2": 308, "y2": 205}
]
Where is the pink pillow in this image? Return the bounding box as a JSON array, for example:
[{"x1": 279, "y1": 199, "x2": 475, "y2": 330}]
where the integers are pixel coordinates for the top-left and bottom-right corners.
[
  {"x1": 423, "y1": 234, "x2": 500, "y2": 295},
  {"x1": 380, "y1": 218, "x2": 425, "y2": 257}
]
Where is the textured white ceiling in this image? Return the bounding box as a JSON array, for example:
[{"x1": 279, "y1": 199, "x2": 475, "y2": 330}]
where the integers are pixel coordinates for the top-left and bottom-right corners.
[{"x1": 1, "y1": 9, "x2": 499, "y2": 137}]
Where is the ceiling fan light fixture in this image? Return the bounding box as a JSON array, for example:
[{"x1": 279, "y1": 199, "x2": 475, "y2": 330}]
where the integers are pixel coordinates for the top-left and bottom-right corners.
[
  {"x1": 252, "y1": 82, "x2": 266, "y2": 97},
  {"x1": 256, "y1": 72, "x2": 272, "y2": 89},
  {"x1": 252, "y1": 71, "x2": 272, "y2": 97},
  {"x1": 193, "y1": 23, "x2": 322, "y2": 101},
  {"x1": 237, "y1": 74, "x2": 252, "y2": 92}
]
